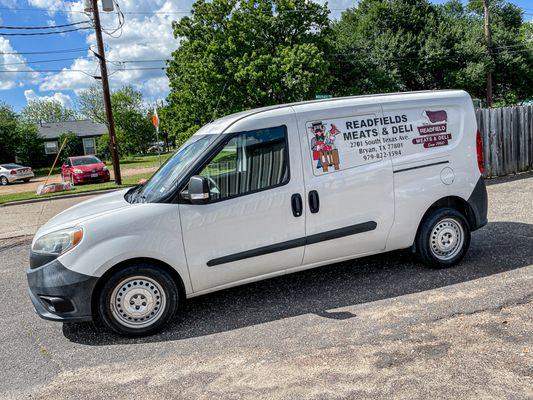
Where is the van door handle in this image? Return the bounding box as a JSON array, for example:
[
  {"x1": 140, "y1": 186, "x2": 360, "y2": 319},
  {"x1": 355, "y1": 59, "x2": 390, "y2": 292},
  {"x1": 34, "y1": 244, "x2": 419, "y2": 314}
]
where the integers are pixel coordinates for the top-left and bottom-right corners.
[
  {"x1": 291, "y1": 194, "x2": 303, "y2": 217},
  {"x1": 308, "y1": 190, "x2": 320, "y2": 213}
]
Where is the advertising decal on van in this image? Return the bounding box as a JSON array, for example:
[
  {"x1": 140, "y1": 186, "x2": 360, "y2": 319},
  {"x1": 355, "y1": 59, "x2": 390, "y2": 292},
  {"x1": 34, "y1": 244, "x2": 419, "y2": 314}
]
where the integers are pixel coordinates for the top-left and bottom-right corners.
[
  {"x1": 413, "y1": 110, "x2": 452, "y2": 149},
  {"x1": 308, "y1": 121, "x2": 341, "y2": 172},
  {"x1": 306, "y1": 108, "x2": 455, "y2": 175}
]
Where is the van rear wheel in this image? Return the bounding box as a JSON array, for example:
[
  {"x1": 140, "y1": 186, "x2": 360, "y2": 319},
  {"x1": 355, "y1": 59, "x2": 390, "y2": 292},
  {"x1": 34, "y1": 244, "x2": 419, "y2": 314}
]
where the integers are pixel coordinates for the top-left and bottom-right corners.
[
  {"x1": 415, "y1": 208, "x2": 470, "y2": 268},
  {"x1": 97, "y1": 264, "x2": 179, "y2": 337}
]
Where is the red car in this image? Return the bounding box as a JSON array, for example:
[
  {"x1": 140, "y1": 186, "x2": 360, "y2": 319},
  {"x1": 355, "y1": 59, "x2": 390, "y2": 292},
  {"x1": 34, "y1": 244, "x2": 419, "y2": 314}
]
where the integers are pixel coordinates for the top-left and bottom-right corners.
[{"x1": 62, "y1": 155, "x2": 110, "y2": 185}]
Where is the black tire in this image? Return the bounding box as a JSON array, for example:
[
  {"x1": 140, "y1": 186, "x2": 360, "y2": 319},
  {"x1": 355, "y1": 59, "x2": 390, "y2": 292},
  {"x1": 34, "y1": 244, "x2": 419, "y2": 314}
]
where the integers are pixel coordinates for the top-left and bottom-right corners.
[
  {"x1": 415, "y1": 207, "x2": 470, "y2": 268},
  {"x1": 97, "y1": 264, "x2": 180, "y2": 337},
  {"x1": 0, "y1": 176, "x2": 8, "y2": 186},
  {"x1": 23, "y1": 178, "x2": 31, "y2": 183}
]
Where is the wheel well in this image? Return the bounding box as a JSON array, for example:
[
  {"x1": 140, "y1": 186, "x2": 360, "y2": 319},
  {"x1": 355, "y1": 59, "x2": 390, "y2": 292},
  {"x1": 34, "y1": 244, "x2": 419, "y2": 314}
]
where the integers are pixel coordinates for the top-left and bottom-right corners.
[
  {"x1": 420, "y1": 196, "x2": 476, "y2": 231},
  {"x1": 90, "y1": 257, "x2": 187, "y2": 319},
  {"x1": 412, "y1": 196, "x2": 476, "y2": 252}
]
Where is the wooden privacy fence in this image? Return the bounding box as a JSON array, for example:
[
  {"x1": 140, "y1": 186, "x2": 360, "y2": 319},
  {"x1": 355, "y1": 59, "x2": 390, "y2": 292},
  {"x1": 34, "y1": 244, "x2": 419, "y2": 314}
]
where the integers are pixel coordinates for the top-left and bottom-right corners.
[{"x1": 476, "y1": 106, "x2": 533, "y2": 178}]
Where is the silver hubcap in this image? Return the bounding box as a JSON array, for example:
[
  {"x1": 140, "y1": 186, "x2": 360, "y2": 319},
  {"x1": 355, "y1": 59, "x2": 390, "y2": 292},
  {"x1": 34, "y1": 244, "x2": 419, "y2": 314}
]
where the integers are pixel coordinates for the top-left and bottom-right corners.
[
  {"x1": 110, "y1": 276, "x2": 166, "y2": 329},
  {"x1": 429, "y1": 218, "x2": 464, "y2": 260}
]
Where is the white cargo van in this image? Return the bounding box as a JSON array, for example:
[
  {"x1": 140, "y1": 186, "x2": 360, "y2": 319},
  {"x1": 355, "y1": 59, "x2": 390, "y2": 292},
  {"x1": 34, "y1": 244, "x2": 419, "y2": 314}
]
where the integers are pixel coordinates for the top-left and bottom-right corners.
[{"x1": 27, "y1": 90, "x2": 487, "y2": 336}]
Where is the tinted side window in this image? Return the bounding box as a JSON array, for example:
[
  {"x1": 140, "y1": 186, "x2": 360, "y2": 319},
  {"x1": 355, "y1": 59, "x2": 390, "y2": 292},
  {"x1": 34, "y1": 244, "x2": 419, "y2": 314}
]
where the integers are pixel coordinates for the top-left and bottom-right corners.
[{"x1": 199, "y1": 126, "x2": 289, "y2": 201}]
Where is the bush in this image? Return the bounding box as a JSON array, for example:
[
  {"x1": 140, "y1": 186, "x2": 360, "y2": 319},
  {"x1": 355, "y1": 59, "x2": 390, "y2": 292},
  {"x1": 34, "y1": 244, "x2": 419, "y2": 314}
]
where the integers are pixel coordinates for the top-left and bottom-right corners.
[
  {"x1": 16, "y1": 123, "x2": 47, "y2": 167},
  {"x1": 97, "y1": 134, "x2": 111, "y2": 160},
  {"x1": 58, "y1": 131, "x2": 81, "y2": 158}
]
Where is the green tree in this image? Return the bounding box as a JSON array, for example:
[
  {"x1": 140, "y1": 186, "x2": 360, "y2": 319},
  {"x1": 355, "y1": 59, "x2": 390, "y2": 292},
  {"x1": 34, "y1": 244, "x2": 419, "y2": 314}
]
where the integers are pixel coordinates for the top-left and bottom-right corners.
[
  {"x1": 331, "y1": 0, "x2": 533, "y2": 105},
  {"x1": 21, "y1": 98, "x2": 78, "y2": 124},
  {"x1": 16, "y1": 122, "x2": 46, "y2": 167},
  {"x1": 78, "y1": 85, "x2": 155, "y2": 154},
  {"x1": 57, "y1": 131, "x2": 80, "y2": 159},
  {"x1": 115, "y1": 113, "x2": 155, "y2": 155},
  {"x1": 112, "y1": 87, "x2": 155, "y2": 154},
  {"x1": 0, "y1": 103, "x2": 20, "y2": 163},
  {"x1": 96, "y1": 134, "x2": 111, "y2": 160},
  {"x1": 166, "y1": 0, "x2": 331, "y2": 140},
  {"x1": 77, "y1": 85, "x2": 105, "y2": 123}
]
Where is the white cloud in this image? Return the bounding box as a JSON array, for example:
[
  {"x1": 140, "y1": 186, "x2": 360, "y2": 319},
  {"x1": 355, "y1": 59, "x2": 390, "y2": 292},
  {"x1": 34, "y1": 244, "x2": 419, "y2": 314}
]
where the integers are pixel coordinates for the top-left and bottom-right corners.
[
  {"x1": 39, "y1": 57, "x2": 100, "y2": 92},
  {"x1": 34, "y1": 0, "x2": 357, "y2": 99},
  {"x1": 0, "y1": 38, "x2": 38, "y2": 90},
  {"x1": 24, "y1": 89, "x2": 74, "y2": 108},
  {"x1": 26, "y1": 0, "x2": 64, "y2": 12},
  {"x1": 38, "y1": 0, "x2": 190, "y2": 98}
]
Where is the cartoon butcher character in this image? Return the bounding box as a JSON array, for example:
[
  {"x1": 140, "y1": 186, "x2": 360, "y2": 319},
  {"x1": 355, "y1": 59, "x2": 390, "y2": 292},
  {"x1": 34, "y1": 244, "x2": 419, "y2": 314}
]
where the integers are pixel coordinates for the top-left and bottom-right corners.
[
  {"x1": 324, "y1": 123, "x2": 340, "y2": 150},
  {"x1": 310, "y1": 121, "x2": 326, "y2": 169}
]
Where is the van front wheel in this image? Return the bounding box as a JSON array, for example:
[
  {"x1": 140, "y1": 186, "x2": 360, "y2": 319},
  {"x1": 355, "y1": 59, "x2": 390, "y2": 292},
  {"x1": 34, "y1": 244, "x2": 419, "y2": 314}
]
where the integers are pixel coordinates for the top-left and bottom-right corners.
[
  {"x1": 97, "y1": 264, "x2": 179, "y2": 337},
  {"x1": 415, "y1": 208, "x2": 470, "y2": 268}
]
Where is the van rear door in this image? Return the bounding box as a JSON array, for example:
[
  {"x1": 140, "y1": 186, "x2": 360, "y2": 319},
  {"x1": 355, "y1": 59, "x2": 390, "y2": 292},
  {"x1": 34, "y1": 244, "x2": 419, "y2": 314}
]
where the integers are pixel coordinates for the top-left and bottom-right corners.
[{"x1": 295, "y1": 102, "x2": 395, "y2": 265}]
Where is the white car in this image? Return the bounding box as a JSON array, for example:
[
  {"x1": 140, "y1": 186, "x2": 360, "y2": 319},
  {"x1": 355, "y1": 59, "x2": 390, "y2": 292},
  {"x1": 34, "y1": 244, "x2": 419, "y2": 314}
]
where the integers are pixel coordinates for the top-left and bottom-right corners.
[
  {"x1": 27, "y1": 90, "x2": 487, "y2": 336},
  {"x1": 0, "y1": 163, "x2": 34, "y2": 185}
]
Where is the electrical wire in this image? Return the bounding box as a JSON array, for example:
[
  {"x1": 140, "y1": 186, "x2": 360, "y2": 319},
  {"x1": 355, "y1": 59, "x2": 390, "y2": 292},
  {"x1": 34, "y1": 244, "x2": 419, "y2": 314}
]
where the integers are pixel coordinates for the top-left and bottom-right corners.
[
  {"x1": 0, "y1": 26, "x2": 93, "y2": 36},
  {"x1": 0, "y1": 67, "x2": 167, "y2": 73},
  {"x1": 0, "y1": 56, "x2": 92, "y2": 66},
  {"x1": 0, "y1": 47, "x2": 89, "y2": 55},
  {"x1": 0, "y1": 20, "x2": 90, "y2": 30}
]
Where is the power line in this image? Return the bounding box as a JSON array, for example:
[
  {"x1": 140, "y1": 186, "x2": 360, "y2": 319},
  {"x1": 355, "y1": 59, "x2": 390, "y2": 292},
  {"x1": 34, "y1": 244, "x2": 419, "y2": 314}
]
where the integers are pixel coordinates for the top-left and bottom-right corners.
[
  {"x1": 0, "y1": 20, "x2": 90, "y2": 30},
  {"x1": 0, "y1": 7, "x2": 344, "y2": 15},
  {"x1": 4, "y1": 47, "x2": 531, "y2": 68},
  {"x1": 0, "y1": 67, "x2": 166, "y2": 73},
  {"x1": 0, "y1": 26, "x2": 93, "y2": 36},
  {"x1": 0, "y1": 56, "x2": 91, "y2": 66},
  {"x1": 0, "y1": 47, "x2": 89, "y2": 55}
]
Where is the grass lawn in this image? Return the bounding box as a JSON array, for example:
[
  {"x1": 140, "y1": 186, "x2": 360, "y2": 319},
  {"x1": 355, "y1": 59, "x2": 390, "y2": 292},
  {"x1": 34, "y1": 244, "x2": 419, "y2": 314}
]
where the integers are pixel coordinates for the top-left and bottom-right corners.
[
  {"x1": 32, "y1": 153, "x2": 173, "y2": 177},
  {"x1": 0, "y1": 172, "x2": 152, "y2": 205},
  {"x1": 114, "y1": 153, "x2": 172, "y2": 169}
]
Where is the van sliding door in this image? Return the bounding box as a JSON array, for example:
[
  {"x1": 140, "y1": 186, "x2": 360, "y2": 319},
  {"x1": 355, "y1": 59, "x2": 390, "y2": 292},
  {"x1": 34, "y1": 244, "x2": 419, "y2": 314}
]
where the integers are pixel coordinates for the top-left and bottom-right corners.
[{"x1": 295, "y1": 102, "x2": 395, "y2": 266}]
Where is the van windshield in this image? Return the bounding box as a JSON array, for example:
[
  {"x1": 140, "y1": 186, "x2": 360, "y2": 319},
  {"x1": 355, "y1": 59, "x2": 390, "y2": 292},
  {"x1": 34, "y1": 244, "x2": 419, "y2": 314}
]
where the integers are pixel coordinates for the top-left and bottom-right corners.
[{"x1": 133, "y1": 134, "x2": 217, "y2": 203}]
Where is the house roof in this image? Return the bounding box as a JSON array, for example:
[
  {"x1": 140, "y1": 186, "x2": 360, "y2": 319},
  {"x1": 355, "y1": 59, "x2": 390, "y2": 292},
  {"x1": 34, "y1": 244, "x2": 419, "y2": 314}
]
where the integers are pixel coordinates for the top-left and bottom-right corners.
[{"x1": 37, "y1": 120, "x2": 107, "y2": 140}]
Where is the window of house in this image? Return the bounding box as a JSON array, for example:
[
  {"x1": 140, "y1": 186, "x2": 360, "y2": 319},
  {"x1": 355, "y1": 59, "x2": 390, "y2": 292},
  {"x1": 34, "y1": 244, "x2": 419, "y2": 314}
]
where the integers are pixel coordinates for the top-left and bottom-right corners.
[
  {"x1": 45, "y1": 141, "x2": 59, "y2": 155},
  {"x1": 83, "y1": 137, "x2": 96, "y2": 155},
  {"x1": 198, "y1": 126, "x2": 289, "y2": 201}
]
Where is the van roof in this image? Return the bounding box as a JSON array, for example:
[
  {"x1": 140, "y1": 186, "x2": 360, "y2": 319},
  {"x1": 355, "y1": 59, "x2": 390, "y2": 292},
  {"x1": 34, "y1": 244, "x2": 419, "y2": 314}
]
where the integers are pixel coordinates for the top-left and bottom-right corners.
[{"x1": 197, "y1": 89, "x2": 469, "y2": 135}]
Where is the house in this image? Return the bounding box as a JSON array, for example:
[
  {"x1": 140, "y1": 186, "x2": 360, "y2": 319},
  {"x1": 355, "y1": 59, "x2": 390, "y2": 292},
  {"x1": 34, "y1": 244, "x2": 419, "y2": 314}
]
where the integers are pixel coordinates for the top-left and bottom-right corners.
[{"x1": 37, "y1": 120, "x2": 107, "y2": 156}]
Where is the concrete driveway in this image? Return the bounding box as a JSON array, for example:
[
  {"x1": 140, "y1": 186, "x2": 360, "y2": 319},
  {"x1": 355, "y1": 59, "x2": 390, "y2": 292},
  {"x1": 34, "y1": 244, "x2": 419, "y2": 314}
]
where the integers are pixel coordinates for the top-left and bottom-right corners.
[{"x1": 0, "y1": 174, "x2": 531, "y2": 399}]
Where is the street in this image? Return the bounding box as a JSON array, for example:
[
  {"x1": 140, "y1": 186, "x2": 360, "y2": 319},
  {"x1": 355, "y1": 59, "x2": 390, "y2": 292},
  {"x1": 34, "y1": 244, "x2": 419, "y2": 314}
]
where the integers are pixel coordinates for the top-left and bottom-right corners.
[{"x1": 1, "y1": 174, "x2": 532, "y2": 399}]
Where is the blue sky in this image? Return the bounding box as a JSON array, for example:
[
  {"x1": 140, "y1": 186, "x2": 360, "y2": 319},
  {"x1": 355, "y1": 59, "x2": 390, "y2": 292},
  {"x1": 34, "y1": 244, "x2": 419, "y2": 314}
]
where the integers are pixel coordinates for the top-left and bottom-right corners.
[{"x1": 0, "y1": 0, "x2": 531, "y2": 113}]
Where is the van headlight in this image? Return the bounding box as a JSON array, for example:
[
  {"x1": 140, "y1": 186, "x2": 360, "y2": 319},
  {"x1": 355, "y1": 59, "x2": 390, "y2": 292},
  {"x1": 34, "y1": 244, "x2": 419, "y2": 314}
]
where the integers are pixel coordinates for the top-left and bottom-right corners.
[{"x1": 32, "y1": 227, "x2": 83, "y2": 256}]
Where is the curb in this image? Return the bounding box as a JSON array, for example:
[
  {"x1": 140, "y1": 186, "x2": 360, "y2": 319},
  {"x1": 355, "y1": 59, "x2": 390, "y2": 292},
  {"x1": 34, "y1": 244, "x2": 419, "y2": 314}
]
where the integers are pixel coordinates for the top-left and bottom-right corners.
[{"x1": 0, "y1": 188, "x2": 123, "y2": 208}]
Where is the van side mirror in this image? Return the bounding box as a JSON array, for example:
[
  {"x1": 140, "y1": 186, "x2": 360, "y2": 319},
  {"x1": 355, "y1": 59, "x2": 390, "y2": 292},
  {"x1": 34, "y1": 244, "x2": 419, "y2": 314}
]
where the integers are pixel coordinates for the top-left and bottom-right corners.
[{"x1": 188, "y1": 175, "x2": 210, "y2": 204}]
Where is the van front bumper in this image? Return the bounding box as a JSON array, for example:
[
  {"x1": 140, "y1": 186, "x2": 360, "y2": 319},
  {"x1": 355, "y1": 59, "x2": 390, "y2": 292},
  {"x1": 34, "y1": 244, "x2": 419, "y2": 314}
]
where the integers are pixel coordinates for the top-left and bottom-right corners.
[{"x1": 26, "y1": 259, "x2": 98, "y2": 322}]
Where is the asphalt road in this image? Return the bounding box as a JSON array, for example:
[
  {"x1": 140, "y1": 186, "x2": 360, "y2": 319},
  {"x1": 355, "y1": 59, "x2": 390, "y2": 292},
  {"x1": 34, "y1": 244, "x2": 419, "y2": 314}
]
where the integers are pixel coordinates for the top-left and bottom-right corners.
[{"x1": 1, "y1": 174, "x2": 532, "y2": 399}]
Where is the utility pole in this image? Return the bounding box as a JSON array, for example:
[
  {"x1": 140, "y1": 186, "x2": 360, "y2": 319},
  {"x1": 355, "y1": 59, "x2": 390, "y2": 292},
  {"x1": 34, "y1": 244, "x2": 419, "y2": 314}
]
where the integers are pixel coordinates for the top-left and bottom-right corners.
[
  {"x1": 90, "y1": 0, "x2": 122, "y2": 184},
  {"x1": 483, "y1": 0, "x2": 493, "y2": 108}
]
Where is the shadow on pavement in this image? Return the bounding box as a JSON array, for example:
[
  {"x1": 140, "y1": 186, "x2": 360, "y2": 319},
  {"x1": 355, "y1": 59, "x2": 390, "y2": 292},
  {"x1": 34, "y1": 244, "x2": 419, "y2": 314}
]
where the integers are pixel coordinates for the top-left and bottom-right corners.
[{"x1": 63, "y1": 221, "x2": 533, "y2": 345}]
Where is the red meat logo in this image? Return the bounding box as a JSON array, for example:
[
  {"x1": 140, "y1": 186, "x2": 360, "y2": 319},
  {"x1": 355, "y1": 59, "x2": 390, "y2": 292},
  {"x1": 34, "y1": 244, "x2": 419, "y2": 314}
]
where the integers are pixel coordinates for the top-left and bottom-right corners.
[
  {"x1": 423, "y1": 110, "x2": 447, "y2": 124},
  {"x1": 415, "y1": 109, "x2": 451, "y2": 148}
]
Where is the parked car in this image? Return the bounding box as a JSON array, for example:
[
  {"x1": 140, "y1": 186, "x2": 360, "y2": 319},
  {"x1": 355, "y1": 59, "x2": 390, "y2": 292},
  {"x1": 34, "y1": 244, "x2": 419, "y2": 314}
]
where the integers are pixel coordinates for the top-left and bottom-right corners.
[
  {"x1": 61, "y1": 155, "x2": 110, "y2": 185},
  {"x1": 28, "y1": 90, "x2": 487, "y2": 336},
  {"x1": 0, "y1": 163, "x2": 34, "y2": 185}
]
